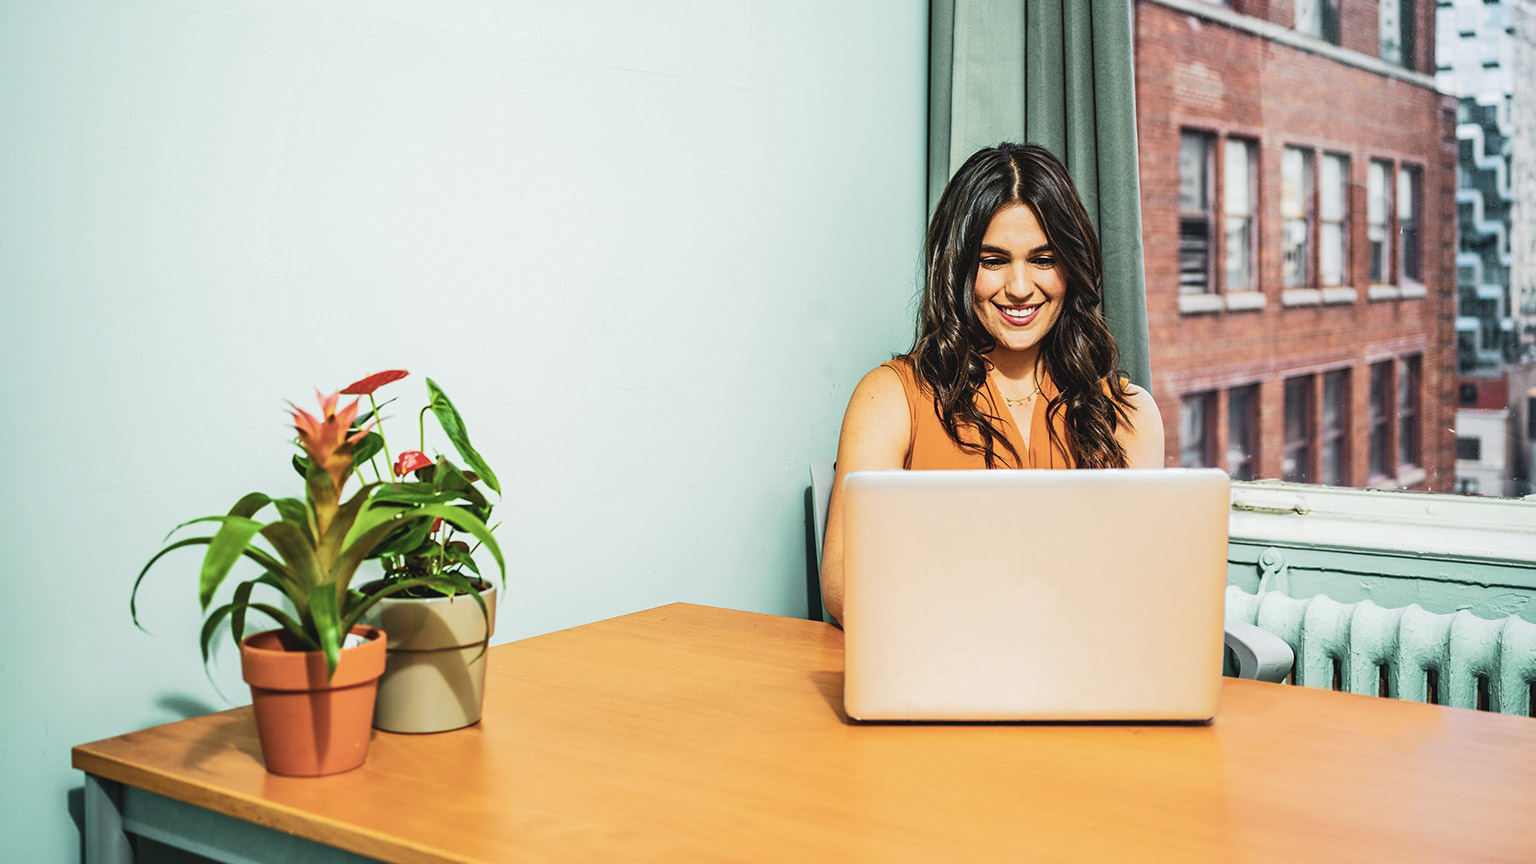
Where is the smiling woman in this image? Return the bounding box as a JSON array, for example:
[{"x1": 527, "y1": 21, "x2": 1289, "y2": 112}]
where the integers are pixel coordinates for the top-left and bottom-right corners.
[{"x1": 818, "y1": 143, "x2": 1165, "y2": 624}]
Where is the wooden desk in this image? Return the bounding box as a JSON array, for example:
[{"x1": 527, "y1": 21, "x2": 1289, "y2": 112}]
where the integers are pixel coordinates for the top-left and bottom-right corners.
[{"x1": 75, "y1": 603, "x2": 1536, "y2": 863}]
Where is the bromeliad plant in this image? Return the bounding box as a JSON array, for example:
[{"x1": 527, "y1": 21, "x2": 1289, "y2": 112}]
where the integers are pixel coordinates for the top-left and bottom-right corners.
[{"x1": 132, "y1": 374, "x2": 505, "y2": 677}]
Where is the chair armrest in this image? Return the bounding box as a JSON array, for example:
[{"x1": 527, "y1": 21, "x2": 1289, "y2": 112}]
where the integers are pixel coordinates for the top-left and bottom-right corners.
[{"x1": 1223, "y1": 620, "x2": 1294, "y2": 683}]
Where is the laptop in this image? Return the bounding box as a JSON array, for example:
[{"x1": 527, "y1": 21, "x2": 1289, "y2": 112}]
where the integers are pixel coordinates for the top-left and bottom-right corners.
[{"x1": 841, "y1": 468, "x2": 1231, "y2": 722}]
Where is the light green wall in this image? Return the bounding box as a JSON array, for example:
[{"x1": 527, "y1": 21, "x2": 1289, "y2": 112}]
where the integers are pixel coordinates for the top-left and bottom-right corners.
[{"x1": 0, "y1": 1, "x2": 928, "y2": 859}]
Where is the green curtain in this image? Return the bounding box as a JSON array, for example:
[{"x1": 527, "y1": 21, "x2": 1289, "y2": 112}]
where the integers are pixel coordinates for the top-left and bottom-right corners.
[{"x1": 929, "y1": 0, "x2": 1151, "y2": 390}]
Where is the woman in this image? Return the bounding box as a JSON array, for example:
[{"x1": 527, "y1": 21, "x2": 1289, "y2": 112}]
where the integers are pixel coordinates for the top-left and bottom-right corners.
[{"x1": 821, "y1": 143, "x2": 1164, "y2": 624}]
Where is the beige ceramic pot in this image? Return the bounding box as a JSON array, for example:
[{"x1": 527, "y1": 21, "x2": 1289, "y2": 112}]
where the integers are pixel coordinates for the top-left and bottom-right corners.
[{"x1": 366, "y1": 584, "x2": 496, "y2": 733}]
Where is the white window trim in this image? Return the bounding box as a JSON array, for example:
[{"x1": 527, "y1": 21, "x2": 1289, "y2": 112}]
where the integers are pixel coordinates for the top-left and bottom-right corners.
[
  {"x1": 1225, "y1": 291, "x2": 1267, "y2": 311},
  {"x1": 1179, "y1": 293, "x2": 1225, "y2": 314},
  {"x1": 1368, "y1": 284, "x2": 1402, "y2": 300},
  {"x1": 1399, "y1": 281, "x2": 1427, "y2": 299},
  {"x1": 1230, "y1": 480, "x2": 1536, "y2": 567},
  {"x1": 1282, "y1": 288, "x2": 1323, "y2": 307},
  {"x1": 1322, "y1": 286, "x2": 1359, "y2": 305}
]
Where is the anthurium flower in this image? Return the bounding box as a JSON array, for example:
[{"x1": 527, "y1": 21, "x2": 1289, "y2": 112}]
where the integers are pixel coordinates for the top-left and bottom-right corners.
[
  {"x1": 341, "y1": 369, "x2": 408, "y2": 396},
  {"x1": 394, "y1": 450, "x2": 434, "y2": 477},
  {"x1": 291, "y1": 391, "x2": 372, "y2": 493}
]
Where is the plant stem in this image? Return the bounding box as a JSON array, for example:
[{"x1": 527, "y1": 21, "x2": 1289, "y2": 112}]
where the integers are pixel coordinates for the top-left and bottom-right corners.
[
  {"x1": 418, "y1": 406, "x2": 430, "y2": 453},
  {"x1": 369, "y1": 393, "x2": 394, "y2": 481}
]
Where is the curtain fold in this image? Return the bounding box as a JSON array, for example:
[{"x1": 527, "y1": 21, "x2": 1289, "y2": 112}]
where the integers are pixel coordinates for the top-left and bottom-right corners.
[{"x1": 930, "y1": 0, "x2": 1151, "y2": 390}]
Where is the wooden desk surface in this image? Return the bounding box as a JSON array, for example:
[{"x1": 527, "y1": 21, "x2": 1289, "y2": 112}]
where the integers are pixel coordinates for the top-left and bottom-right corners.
[{"x1": 75, "y1": 603, "x2": 1536, "y2": 863}]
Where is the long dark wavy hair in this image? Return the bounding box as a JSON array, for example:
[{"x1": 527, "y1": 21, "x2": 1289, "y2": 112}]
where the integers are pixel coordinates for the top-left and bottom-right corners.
[{"x1": 911, "y1": 142, "x2": 1134, "y2": 468}]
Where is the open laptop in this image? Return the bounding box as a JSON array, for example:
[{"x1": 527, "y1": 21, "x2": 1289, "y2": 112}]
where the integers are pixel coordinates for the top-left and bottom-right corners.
[{"x1": 841, "y1": 468, "x2": 1231, "y2": 722}]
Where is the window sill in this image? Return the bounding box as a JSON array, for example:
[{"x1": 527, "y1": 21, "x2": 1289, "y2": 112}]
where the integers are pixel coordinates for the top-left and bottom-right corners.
[
  {"x1": 1282, "y1": 288, "x2": 1322, "y2": 307},
  {"x1": 1228, "y1": 479, "x2": 1536, "y2": 566},
  {"x1": 1368, "y1": 284, "x2": 1402, "y2": 301},
  {"x1": 1179, "y1": 293, "x2": 1224, "y2": 315},
  {"x1": 1322, "y1": 287, "x2": 1358, "y2": 305},
  {"x1": 1400, "y1": 282, "x2": 1427, "y2": 299},
  {"x1": 1225, "y1": 291, "x2": 1267, "y2": 311}
]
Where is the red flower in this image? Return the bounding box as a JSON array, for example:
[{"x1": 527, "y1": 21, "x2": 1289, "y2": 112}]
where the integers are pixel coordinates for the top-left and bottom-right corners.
[
  {"x1": 393, "y1": 450, "x2": 434, "y2": 477},
  {"x1": 341, "y1": 369, "x2": 408, "y2": 396},
  {"x1": 291, "y1": 391, "x2": 373, "y2": 493}
]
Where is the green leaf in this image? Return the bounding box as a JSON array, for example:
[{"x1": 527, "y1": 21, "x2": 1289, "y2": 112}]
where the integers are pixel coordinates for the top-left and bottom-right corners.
[
  {"x1": 132, "y1": 535, "x2": 213, "y2": 630},
  {"x1": 340, "y1": 574, "x2": 490, "y2": 638},
  {"x1": 199, "y1": 603, "x2": 235, "y2": 667},
  {"x1": 431, "y1": 458, "x2": 489, "y2": 510},
  {"x1": 272, "y1": 497, "x2": 308, "y2": 529},
  {"x1": 425, "y1": 378, "x2": 500, "y2": 495},
  {"x1": 371, "y1": 484, "x2": 460, "y2": 506},
  {"x1": 292, "y1": 453, "x2": 311, "y2": 479},
  {"x1": 258, "y1": 521, "x2": 323, "y2": 587},
  {"x1": 199, "y1": 515, "x2": 266, "y2": 611},
  {"x1": 370, "y1": 518, "x2": 434, "y2": 558},
  {"x1": 352, "y1": 430, "x2": 384, "y2": 468},
  {"x1": 315, "y1": 484, "x2": 374, "y2": 570},
  {"x1": 340, "y1": 503, "x2": 506, "y2": 590},
  {"x1": 309, "y1": 589, "x2": 343, "y2": 679},
  {"x1": 229, "y1": 580, "x2": 257, "y2": 649}
]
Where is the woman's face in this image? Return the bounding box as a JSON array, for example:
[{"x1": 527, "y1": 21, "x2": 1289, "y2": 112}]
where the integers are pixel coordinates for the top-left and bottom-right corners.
[{"x1": 972, "y1": 203, "x2": 1066, "y2": 362}]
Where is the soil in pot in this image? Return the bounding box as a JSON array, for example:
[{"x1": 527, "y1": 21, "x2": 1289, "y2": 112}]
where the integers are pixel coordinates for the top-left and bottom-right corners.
[{"x1": 239, "y1": 625, "x2": 386, "y2": 776}]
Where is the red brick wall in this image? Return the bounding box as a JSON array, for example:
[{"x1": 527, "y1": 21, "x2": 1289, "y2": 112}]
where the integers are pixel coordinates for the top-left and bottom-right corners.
[{"x1": 1135, "y1": 1, "x2": 1457, "y2": 490}]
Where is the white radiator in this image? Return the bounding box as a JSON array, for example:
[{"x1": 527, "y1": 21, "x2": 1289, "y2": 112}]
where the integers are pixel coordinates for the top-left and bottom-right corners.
[{"x1": 1225, "y1": 587, "x2": 1536, "y2": 716}]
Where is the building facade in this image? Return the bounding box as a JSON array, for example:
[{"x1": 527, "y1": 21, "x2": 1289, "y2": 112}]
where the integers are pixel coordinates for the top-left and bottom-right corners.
[{"x1": 1135, "y1": 0, "x2": 1458, "y2": 491}]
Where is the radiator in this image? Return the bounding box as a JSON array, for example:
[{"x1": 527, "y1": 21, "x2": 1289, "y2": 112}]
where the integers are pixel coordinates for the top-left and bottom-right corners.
[{"x1": 1225, "y1": 587, "x2": 1536, "y2": 717}]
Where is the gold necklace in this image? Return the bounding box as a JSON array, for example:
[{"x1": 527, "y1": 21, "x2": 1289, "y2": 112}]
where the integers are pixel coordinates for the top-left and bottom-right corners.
[{"x1": 1002, "y1": 381, "x2": 1041, "y2": 408}]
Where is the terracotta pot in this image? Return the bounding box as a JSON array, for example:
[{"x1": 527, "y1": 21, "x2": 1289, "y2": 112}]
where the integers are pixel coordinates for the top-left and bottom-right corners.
[
  {"x1": 239, "y1": 625, "x2": 386, "y2": 776},
  {"x1": 366, "y1": 585, "x2": 496, "y2": 733}
]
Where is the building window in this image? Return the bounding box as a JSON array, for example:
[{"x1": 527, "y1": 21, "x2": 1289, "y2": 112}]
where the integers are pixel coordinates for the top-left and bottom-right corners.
[
  {"x1": 1297, "y1": 0, "x2": 1341, "y2": 44},
  {"x1": 1320, "y1": 153, "x2": 1349, "y2": 287},
  {"x1": 1369, "y1": 361, "x2": 1393, "y2": 478},
  {"x1": 1398, "y1": 355, "x2": 1421, "y2": 468},
  {"x1": 1282, "y1": 147, "x2": 1313, "y2": 287},
  {"x1": 1180, "y1": 391, "x2": 1217, "y2": 468},
  {"x1": 1226, "y1": 384, "x2": 1259, "y2": 481},
  {"x1": 1224, "y1": 138, "x2": 1257, "y2": 292},
  {"x1": 1399, "y1": 165, "x2": 1422, "y2": 283},
  {"x1": 1321, "y1": 370, "x2": 1349, "y2": 485},
  {"x1": 1456, "y1": 436, "x2": 1481, "y2": 461},
  {"x1": 1179, "y1": 131, "x2": 1216, "y2": 294},
  {"x1": 1368, "y1": 160, "x2": 1393, "y2": 284},
  {"x1": 1380, "y1": 0, "x2": 1417, "y2": 69},
  {"x1": 1283, "y1": 376, "x2": 1314, "y2": 482}
]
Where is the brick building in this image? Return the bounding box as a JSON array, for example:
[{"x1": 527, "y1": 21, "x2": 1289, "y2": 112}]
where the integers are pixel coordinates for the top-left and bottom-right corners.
[{"x1": 1135, "y1": 0, "x2": 1458, "y2": 491}]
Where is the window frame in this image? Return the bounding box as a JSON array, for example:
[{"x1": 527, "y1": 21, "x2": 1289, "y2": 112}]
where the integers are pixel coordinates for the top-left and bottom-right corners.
[
  {"x1": 1398, "y1": 164, "x2": 1423, "y2": 284},
  {"x1": 1226, "y1": 383, "x2": 1260, "y2": 481},
  {"x1": 1368, "y1": 360, "x2": 1394, "y2": 480},
  {"x1": 1283, "y1": 375, "x2": 1315, "y2": 483},
  {"x1": 1367, "y1": 159, "x2": 1394, "y2": 285},
  {"x1": 1319, "y1": 152, "x2": 1349, "y2": 288},
  {"x1": 1223, "y1": 137, "x2": 1259, "y2": 293},
  {"x1": 1397, "y1": 354, "x2": 1421, "y2": 470},
  {"x1": 1320, "y1": 369, "x2": 1350, "y2": 486},
  {"x1": 1178, "y1": 130, "x2": 1218, "y2": 296},
  {"x1": 1180, "y1": 390, "x2": 1218, "y2": 468},
  {"x1": 1282, "y1": 146, "x2": 1314, "y2": 288}
]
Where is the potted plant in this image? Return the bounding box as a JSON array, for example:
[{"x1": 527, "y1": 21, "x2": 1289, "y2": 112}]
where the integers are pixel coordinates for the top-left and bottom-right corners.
[
  {"x1": 132, "y1": 380, "x2": 504, "y2": 775},
  {"x1": 339, "y1": 370, "x2": 507, "y2": 733}
]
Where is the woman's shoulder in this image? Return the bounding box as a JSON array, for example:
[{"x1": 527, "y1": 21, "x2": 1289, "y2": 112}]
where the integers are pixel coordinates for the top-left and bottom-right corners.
[{"x1": 1108, "y1": 377, "x2": 1164, "y2": 467}]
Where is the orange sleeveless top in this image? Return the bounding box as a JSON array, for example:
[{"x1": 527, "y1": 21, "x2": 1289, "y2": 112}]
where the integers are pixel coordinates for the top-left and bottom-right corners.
[{"x1": 882, "y1": 356, "x2": 1074, "y2": 470}]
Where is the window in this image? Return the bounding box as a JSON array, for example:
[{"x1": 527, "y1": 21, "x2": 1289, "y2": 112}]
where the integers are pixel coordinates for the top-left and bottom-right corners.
[
  {"x1": 1399, "y1": 165, "x2": 1422, "y2": 283},
  {"x1": 1297, "y1": 0, "x2": 1341, "y2": 44},
  {"x1": 1179, "y1": 131, "x2": 1216, "y2": 294},
  {"x1": 1368, "y1": 160, "x2": 1393, "y2": 284},
  {"x1": 1320, "y1": 153, "x2": 1348, "y2": 287},
  {"x1": 1282, "y1": 147, "x2": 1313, "y2": 287},
  {"x1": 1398, "y1": 355, "x2": 1421, "y2": 468},
  {"x1": 1226, "y1": 385, "x2": 1259, "y2": 480},
  {"x1": 1321, "y1": 370, "x2": 1349, "y2": 485},
  {"x1": 1456, "y1": 437, "x2": 1482, "y2": 461},
  {"x1": 1380, "y1": 0, "x2": 1417, "y2": 69},
  {"x1": 1369, "y1": 361, "x2": 1393, "y2": 478},
  {"x1": 1224, "y1": 138, "x2": 1257, "y2": 292},
  {"x1": 1180, "y1": 391, "x2": 1217, "y2": 467},
  {"x1": 1459, "y1": 382, "x2": 1478, "y2": 406},
  {"x1": 1283, "y1": 376, "x2": 1314, "y2": 482}
]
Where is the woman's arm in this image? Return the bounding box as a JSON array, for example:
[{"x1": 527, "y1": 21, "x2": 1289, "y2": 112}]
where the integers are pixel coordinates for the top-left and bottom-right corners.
[
  {"x1": 821, "y1": 365, "x2": 911, "y2": 626},
  {"x1": 1117, "y1": 383, "x2": 1166, "y2": 468}
]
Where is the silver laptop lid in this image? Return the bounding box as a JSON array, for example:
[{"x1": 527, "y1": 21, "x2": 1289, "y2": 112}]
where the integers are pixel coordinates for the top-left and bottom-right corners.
[{"x1": 842, "y1": 468, "x2": 1230, "y2": 721}]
